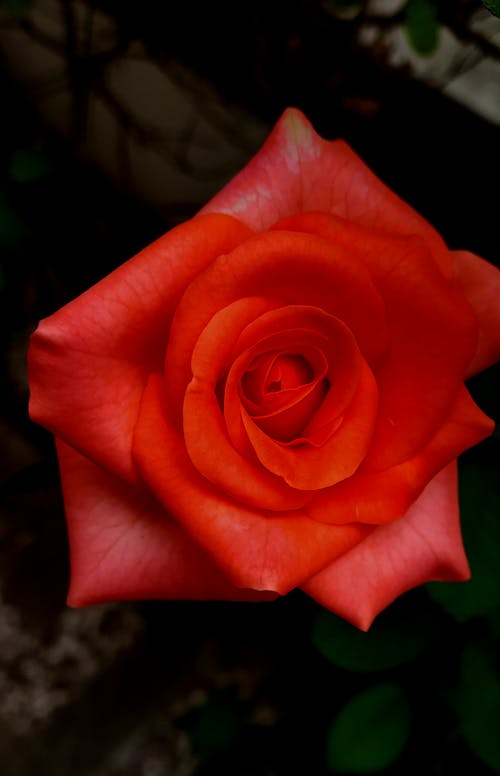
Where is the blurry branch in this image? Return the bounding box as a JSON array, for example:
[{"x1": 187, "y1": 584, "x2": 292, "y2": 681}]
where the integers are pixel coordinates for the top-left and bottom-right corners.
[
  {"x1": 0, "y1": 0, "x2": 262, "y2": 183},
  {"x1": 93, "y1": 80, "x2": 244, "y2": 182},
  {"x1": 0, "y1": 0, "x2": 499, "y2": 184}
]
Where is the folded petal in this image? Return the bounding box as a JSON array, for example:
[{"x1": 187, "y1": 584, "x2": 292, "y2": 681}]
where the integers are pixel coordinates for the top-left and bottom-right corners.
[
  {"x1": 302, "y1": 462, "x2": 469, "y2": 630},
  {"x1": 57, "y1": 440, "x2": 273, "y2": 606},
  {"x1": 134, "y1": 374, "x2": 372, "y2": 594},
  {"x1": 201, "y1": 108, "x2": 451, "y2": 275},
  {"x1": 452, "y1": 250, "x2": 500, "y2": 376},
  {"x1": 165, "y1": 229, "x2": 388, "y2": 420},
  {"x1": 29, "y1": 214, "x2": 251, "y2": 483},
  {"x1": 306, "y1": 386, "x2": 493, "y2": 525},
  {"x1": 241, "y1": 361, "x2": 378, "y2": 490},
  {"x1": 273, "y1": 212, "x2": 477, "y2": 469},
  {"x1": 183, "y1": 297, "x2": 313, "y2": 510}
]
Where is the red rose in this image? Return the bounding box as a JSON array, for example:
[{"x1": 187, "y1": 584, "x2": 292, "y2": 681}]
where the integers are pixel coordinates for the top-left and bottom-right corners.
[{"x1": 28, "y1": 109, "x2": 500, "y2": 630}]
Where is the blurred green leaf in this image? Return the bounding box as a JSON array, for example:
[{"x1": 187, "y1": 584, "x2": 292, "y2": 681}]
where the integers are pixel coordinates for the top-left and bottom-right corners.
[
  {"x1": 482, "y1": 0, "x2": 500, "y2": 18},
  {"x1": 486, "y1": 606, "x2": 500, "y2": 638},
  {"x1": 404, "y1": 0, "x2": 439, "y2": 56},
  {"x1": 325, "y1": 0, "x2": 362, "y2": 17},
  {"x1": 456, "y1": 643, "x2": 500, "y2": 770},
  {"x1": 9, "y1": 149, "x2": 54, "y2": 183},
  {"x1": 0, "y1": 0, "x2": 32, "y2": 17},
  {"x1": 326, "y1": 683, "x2": 411, "y2": 773},
  {"x1": 0, "y1": 192, "x2": 27, "y2": 250},
  {"x1": 190, "y1": 689, "x2": 244, "y2": 757},
  {"x1": 427, "y1": 461, "x2": 500, "y2": 621},
  {"x1": 312, "y1": 599, "x2": 441, "y2": 671}
]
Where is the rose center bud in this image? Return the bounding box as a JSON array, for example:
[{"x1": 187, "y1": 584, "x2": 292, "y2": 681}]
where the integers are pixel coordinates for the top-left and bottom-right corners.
[{"x1": 241, "y1": 350, "x2": 328, "y2": 443}]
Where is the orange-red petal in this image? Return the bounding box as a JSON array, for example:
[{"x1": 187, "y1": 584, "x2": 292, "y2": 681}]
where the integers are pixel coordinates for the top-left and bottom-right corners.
[
  {"x1": 183, "y1": 298, "x2": 313, "y2": 510},
  {"x1": 305, "y1": 386, "x2": 493, "y2": 525},
  {"x1": 241, "y1": 361, "x2": 378, "y2": 490},
  {"x1": 164, "y1": 228, "x2": 388, "y2": 421},
  {"x1": 452, "y1": 250, "x2": 500, "y2": 376},
  {"x1": 133, "y1": 374, "x2": 372, "y2": 594},
  {"x1": 201, "y1": 108, "x2": 451, "y2": 276},
  {"x1": 272, "y1": 212, "x2": 477, "y2": 470},
  {"x1": 57, "y1": 441, "x2": 274, "y2": 606},
  {"x1": 28, "y1": 214, "x2": 252, "y2": 484},
  {"x1": 302, "y1": 463, "x2": 469, "y2": 631}
]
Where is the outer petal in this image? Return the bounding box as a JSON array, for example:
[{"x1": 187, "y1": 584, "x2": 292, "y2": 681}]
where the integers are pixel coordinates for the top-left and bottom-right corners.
[
  {"x1": 164, "y1": 229, "x2": 388, "y2": 420},
  {"x1": 133, "y1": 374, "x2": 372, "y2": 594},
  {"x1": 305, "y1": 386, "x2": 493, "y2": 525},
  {"x1": 273, "y1": 212, "x2": 477, "y2": 470},
  {"x1": 453, "y1": 250, "x2": 500, "y2": 376},
  {"x1": 201, "y1": 108, "x2": 451, "y2": 276},
  {"x1": 57, "y1": 441, "x2": 274, "y2": 606},
  {"x1": 241, "y1": 361, "x2": 378, "y2": 490},
  {"x1": 302, "y1": 462, "x2": 469, "y2": 631},
  {"x1": 182, "y1": 297, "x2": 312, "y2": 511},
  {"x1": 28, "y1": 214, "x2": 252, "y2": 484}
]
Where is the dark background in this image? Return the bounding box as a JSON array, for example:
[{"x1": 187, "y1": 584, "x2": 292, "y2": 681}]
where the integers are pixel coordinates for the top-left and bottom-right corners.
[{"x1": 0, "y1": 1, "x2": 500, "y2": 774}]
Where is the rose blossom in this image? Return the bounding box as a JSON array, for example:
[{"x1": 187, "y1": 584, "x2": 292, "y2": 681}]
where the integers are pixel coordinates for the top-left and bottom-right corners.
[{"x1": 28, "y1": 108, "x2": 500, "y2": 630}]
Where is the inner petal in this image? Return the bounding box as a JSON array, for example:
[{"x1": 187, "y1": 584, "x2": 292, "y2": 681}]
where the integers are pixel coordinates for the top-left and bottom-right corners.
[
  {"x1": 242, "y1": 351, "x2": 316, "y2": 404},
  {"x1": 241, "y1": 343, "x2": 328, "y2": 415},
  {"x1": 239, "y1": 344, "x2": 329, "y2": 442},
  {"x1": 224, "y1": 307, "x2": 363, "y2": 459},
  {"x1": 267, "y1": 353, "x2": 314, "y2": 392}
]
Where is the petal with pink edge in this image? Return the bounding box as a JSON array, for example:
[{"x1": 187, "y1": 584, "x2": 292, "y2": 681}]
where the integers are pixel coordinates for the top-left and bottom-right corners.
[
  {"x1": 133, "y1": 374, "x2": 372, "y2": 595},
  {"x1": 57, "y1": 440, "x2": 275, "y2": 606},
  {"x1": 302, "y1": 463, "x2": 470, "y2": 631},
  {"x1": 453, "y1": 250, "x2": 500, "y2": 376},
  {"x1": 200, "y1": 108, "x2": 450, "y2": 275},
  {"x1": 28, "y1": 214, "x2": 252, "y2": 484}
]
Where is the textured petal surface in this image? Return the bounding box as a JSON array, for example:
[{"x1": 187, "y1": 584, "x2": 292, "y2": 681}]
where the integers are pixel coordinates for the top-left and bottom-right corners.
[
  {"x1": 183, "y1": 298, "x2": 313, "y2": 510},
  {"x1": 272, "y1": 213, "x2": 477, "y2": 469},
  {"x1": 201, "y1": 108, "x2": 451, "y2": 275},
  {"x1": 453, "y1": 250, "x2": 500, "y2": 376},
  {"x1": 57, "y1": 441, "x2": 274, "y2": 606},
  {"x1": 164, "y1": 229, "x2": 388, "y2": 420},
  {"x1": 29, "y1": 214, "x2": 252, "y2": 483},
  {"x1": 302, "y1": 463, "x2": 470, "y2": 630},
  {"x1": 241, "y1": 361, "x2": 378, "y2": 490},
  {"x1": 305, "y1": 386, "x2": 493, "y2": 525},
  {"x1": 134, "y1": 374, "x2": 372, "y2": 594}
]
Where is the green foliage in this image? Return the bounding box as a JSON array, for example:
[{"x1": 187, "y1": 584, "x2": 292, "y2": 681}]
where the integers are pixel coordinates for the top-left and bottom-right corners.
[
  {"x1": 325, "y1": 0, "x2": 363, "y2": 16},
  {"x1": 455, "y1": 643, "x2": 500, "y2": 770},
  {"x1": 0, "y1": 192, "x2": 27, "y2": 251},
  {"x1": 9, "y1": 149, "x2": 54, "y2": 184},
  {"x1": 404, "y1": 0, "x2": 439, "y2": 56},
  {"x1": 427, "y1": 460, "x2": 500, "y2": 621},
  {"x1": 0, "y1": 0, "x2": 32, "y2": 17},
  {"x1": 482, "y1": 0, "x2": 500, "y2": 18},
  {"x1": 189, "y1": 689, "x2": 245, "y2": 757},
  {"x1": 487, "y1": 605, "x2": 500, "y2": 638},
  {"x1": 325, "y1": 683, "x2": 411, "y2": 772},
  {"x1": 312, "y1": 597, "x2": 441, "y2": 671}
]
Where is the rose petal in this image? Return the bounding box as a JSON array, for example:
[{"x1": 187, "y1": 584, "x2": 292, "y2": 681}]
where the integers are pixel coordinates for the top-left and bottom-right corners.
[
  {"x1": 165, "y1": 229, "x2": 388, "y2": 420},
  {"x1": 452, "y1": 250, "x2": 500, "y2": 376},
  {"x1": 201, "y1": 108, "x2": 451, "y2": 276},
  {"x1": 302, "y1": 462, "x2": 469, "y2": 630},
  {"x1": 273, "y1": 212, "x2": 477, "y2": 470},
  {"x1": 56, "y1": 441, "x2": 274, "y2": 606},
  {"x1": 184, "y1": 298, "x2": 313, "y2": 510},
  {"x1": 134, "y1": 374, "x2": 372, "y2": 594},
  {"x1": 228, "y1": 305, "x2": 361, "y2": 425},
  {"x1": 241, "y1": 347, "x2": 329, "y2": 441},
  {"x1": 28, "y1": 214, "x2": 251, "y2": 483},
  {"x1": 241, "y1": 361, "x2": 378, "y2": 490},
  {"x1": 305, "y1": 385, "x2": 493, "y2": 525}
]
